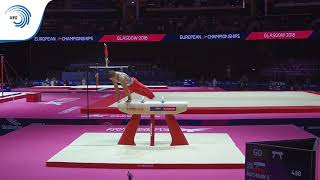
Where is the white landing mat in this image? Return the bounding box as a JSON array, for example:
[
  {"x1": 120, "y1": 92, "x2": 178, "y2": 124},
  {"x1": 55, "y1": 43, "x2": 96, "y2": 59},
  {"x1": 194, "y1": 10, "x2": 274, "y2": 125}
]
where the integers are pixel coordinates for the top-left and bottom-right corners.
[{"x1": 47, "y1": 133, "x2": 245, "y2": 169}]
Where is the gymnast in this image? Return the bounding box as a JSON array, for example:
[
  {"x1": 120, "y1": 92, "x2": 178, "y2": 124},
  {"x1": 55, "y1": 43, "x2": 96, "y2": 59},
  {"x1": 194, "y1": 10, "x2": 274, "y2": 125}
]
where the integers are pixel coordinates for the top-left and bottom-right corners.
[
  {"x1": 104, "y1": 43, "x2": 109, "y2": 67},
  {"x1": 107, "y1": 70, "x2": 155, "y2": 103}
]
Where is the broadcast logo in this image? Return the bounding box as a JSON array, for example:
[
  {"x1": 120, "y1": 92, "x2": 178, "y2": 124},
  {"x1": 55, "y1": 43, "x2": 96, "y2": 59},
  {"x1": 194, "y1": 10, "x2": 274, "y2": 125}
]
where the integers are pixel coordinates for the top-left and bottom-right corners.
[{"x1": 5, "y1": 5, "x2": 31, "y2": 28}]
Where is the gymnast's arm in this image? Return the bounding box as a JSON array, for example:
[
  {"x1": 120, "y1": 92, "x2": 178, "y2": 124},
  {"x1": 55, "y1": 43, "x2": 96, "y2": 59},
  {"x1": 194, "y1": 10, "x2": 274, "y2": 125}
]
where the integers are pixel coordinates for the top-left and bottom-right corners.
[
  {"x1": 112, "y1": 80, "x2": 121, "y2": 102},
  {"x1": 119, "y1": 79, "x2": 131, "y2": 102},
  {"x1": 105, "y1": 57, "x2": 109, "y2": 67},
  {"x1": 104, "y1": 43, "x2": 109, "y2": 67}
]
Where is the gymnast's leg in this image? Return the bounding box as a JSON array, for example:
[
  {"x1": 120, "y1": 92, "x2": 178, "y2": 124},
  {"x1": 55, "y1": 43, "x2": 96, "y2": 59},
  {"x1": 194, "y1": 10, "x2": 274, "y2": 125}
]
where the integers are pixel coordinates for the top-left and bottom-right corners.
[{"x1": 128, "y1": 78, "x2": 155, "y2": 99}]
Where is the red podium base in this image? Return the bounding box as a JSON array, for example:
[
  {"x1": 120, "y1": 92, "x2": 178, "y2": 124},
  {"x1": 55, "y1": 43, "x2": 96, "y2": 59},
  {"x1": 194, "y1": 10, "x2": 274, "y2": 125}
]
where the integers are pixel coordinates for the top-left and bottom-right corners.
[
  {"x1": 118, "y1": 114, "x2": 189, "y2": 146},
  {"x1": 26, "y1": 92, "x2": 42, "y2": 102}
]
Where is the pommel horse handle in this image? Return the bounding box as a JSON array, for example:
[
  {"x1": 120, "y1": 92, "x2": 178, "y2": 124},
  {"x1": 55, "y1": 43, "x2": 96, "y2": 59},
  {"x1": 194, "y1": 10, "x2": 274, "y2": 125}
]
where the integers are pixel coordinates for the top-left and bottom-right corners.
[{"x1": 117, "y1": 101, "x2": 189, "y2": 146}]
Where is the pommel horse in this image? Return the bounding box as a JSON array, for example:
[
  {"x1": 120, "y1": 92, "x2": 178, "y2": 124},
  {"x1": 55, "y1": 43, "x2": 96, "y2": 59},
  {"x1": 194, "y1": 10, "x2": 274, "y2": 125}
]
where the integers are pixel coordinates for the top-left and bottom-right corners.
[{"x1": 117, "y1": 98, "x2": 189, "y2": 146}]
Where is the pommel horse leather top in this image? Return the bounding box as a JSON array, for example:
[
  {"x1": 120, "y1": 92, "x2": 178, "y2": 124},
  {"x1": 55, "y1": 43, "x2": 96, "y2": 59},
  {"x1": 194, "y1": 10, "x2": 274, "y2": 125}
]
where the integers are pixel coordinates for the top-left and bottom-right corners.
[
  {"x1": 117, "y1": 100, "x2": 189, "y2": 146},
  {"x1": 118, "y1": 100, "x2": 188, "y2": 115}
]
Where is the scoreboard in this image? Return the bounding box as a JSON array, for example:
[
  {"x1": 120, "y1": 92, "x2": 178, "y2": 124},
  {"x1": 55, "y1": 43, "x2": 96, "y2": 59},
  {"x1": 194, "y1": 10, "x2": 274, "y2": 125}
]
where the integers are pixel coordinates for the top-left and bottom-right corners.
[{"x1": 245, "y1": 138, "x2": 318, "y2": 180}]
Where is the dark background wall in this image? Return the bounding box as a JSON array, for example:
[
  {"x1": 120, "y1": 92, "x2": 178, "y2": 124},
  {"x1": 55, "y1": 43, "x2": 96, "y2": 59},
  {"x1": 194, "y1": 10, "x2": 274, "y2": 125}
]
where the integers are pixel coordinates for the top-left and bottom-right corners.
[{"x1": 1, "y1": 40, "x2": 320, "y2": 82}]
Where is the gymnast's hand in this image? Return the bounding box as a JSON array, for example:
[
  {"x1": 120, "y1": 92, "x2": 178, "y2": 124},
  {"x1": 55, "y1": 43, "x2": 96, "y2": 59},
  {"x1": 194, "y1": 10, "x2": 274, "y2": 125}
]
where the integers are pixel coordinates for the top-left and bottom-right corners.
[{"x1": 126, "y1": 96, "x2": 132, "y2": 103}]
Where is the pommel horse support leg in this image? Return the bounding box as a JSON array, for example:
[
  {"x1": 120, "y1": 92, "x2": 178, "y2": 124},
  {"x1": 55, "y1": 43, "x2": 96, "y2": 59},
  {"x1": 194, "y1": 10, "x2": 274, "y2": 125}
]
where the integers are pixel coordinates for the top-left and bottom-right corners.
[
  {"x1": 150, "y1": 114, "x2": 155, "y2": 146},
  {"x1": 117, "y1": 100, "x2": 189, "y2": 146},
  {"x1": 117, "y1": 114, "x2": 141, "y2": 145},
  {"x1": 165, "y1": 115, "x2": 188, "y2": 146}
]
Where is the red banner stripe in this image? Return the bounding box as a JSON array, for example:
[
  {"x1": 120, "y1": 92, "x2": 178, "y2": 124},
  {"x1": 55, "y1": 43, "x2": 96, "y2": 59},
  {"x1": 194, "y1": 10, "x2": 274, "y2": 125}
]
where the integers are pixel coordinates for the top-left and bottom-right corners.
[
  {"x1": 246, "y1": 30, "x2": 313, "y2": 40},
  {"x1": 99, "y1": 34, "x2": 166, "y2": 43}
]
